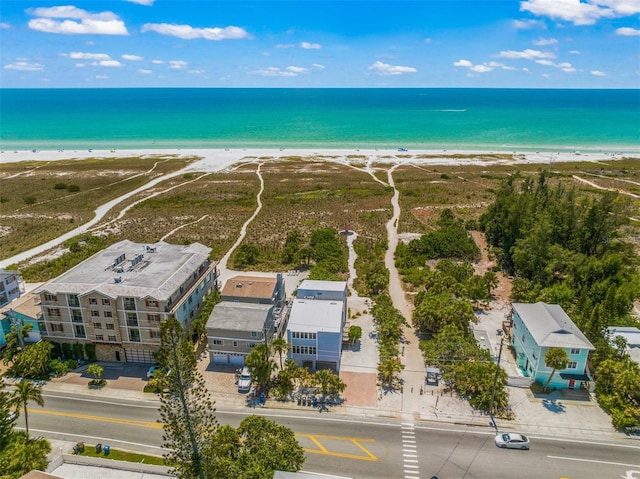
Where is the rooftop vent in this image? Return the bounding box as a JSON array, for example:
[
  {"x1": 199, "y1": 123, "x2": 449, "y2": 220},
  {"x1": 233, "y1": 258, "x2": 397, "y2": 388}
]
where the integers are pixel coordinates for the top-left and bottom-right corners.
[
  {"x1": 236, "y1": 282, "x2": 243, "y2": 288},
  {"x1": 146, "y1": 246, "x2": 157, "y2": 253},
  {"x1": 111, "y1": 253, "x2": 126, "y2": 268},
  {"x1": 114, "y1": 276, "x2": 122, "y2": 283}
]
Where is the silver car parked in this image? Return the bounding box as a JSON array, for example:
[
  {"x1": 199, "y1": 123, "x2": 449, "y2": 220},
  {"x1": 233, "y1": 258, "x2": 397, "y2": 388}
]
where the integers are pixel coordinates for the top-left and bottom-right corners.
[{"x1": 494, "y1": 432, "x2": 530, "y2": 450}]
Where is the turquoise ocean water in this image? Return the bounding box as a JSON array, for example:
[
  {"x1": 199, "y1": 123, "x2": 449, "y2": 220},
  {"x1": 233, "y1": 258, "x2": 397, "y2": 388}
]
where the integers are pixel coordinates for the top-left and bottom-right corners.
[{"x1": 1, "y1": 88, "x2": 638, "y2": 153}]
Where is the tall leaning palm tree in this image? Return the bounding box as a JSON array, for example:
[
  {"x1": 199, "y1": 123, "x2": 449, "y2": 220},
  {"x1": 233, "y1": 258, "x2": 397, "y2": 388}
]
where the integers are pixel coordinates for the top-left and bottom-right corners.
[
  {"x1": 271, "y1": 338, "x2": 288, "y2": 370},
  {"x1": 12, "y1": 380, "x2": 45, "y2": 438}
]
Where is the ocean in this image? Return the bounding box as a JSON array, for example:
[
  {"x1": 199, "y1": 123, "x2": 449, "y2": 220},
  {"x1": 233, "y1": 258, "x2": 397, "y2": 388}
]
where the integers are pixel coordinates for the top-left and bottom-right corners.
[{"x1": 1, "y1": 88, "x2": 638, "y2": 153}]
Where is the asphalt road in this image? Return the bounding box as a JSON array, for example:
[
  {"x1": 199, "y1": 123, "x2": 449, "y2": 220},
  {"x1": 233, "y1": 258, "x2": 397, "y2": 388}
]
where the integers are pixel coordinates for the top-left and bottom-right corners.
[{"x1": 22, "y1": 391, "x2": 640, "y2": 479}]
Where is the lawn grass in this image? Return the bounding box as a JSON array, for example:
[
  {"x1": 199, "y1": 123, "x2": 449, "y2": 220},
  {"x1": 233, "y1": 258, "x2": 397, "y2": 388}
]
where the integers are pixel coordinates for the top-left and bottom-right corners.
[{"x1": 76, "y1": 444, "x2": 165, "y2": 466}]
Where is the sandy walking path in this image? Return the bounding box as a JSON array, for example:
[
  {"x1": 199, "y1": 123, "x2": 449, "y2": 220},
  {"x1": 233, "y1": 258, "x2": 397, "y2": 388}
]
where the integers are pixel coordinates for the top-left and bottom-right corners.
[{"x1": 383, "y1": 165, "x2": 426, "y2": 418}]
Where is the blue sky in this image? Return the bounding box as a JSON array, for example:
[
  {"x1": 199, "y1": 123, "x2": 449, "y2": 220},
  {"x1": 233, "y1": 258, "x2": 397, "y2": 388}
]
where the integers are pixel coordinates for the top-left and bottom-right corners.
[{"x1": 1, "y1": 0, "x2": 639, "y2": 88}]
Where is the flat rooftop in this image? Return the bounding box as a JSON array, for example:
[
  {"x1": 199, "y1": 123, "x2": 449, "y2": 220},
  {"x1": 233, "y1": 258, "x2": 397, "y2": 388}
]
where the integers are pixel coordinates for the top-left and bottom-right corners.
[
  {"x1": 297, "y1": 280, "x2": 347, "y2": 293},
  {"x1": 287, "y1": 299, "x2": 343, "y2": 333},
  {"x1": 206, "y1": 301, "x2": 272, "y2": 331},
  {"x1": 36, "y1": 240, "x2": 212, "y2": 300}
]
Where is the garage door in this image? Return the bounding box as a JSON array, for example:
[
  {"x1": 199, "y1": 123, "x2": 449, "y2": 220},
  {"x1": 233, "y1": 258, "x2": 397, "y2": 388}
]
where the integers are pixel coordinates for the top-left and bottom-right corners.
[
  {"x1": 212, "y1": 352, "x2": 228, "y2": 364},
  {"x1": 229, "y1": 354, "x2": 245, "y2": 366},
  {"x1": 125, "y1": 349, "x2": 154, "y2": 364}
]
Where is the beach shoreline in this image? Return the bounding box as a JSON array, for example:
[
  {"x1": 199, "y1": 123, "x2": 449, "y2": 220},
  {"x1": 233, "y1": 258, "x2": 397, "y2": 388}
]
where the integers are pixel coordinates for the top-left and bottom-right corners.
[{"x1": 1, "y1": 147, "x2": 636, "y2": 171}]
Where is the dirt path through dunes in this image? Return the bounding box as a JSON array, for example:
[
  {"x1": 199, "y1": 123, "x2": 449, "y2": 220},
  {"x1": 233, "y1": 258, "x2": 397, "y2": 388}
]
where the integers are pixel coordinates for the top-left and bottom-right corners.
[
  {"x1": 470, "y1": 231, "x2": 512, "y2": 302},
  {"x1": 383, "y1": 165, "x2": 426, "y2": 418}
]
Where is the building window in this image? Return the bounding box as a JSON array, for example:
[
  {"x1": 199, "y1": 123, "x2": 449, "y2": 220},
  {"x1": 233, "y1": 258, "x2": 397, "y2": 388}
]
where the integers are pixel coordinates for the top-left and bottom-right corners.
[
  {"x1": 212, "y1": 339, "x2": 223, "y2": 345},
  {"x1": 68, "y1": 294, "x2": 80, "y2": 307},
  {"x1": 233, "y1": 341, "x2": 238, "y2": 347},
  {"x1": 108, "y1": 335, "x2": 117, "y2": 342},
  {"x1": 126, "y1": 313, "x2": 138, "y2": 327},
  {"x1": 567, "y1": 361, "x2": 578, "y2": 369},
  {"x1": 248, "y1": 342, "x2": 256, "y2": 348},
  {"x1": 93, "y1": 322, "x2": 102, "y2": 329},
  {"x1": 71, "y1": 309, "x2": 83, "y2": 322},
  {"x1": 146, "y1": 299, "x2": 158, "y2": 308},
  {"x1": 570, "y1": 348, "x2": 580, "y2": 355},
  {"x1": 292, "y1": 345, "x2": 316, "y2": 355},
  {"x1": 45, "y1": 293, "x2": 57, "y2": 302},
  {"x1": 89, "y1": 297, "x2": 97, "y2": 305},
  {"x1": 74, "y1": 325, "x2": 86, "y2": 338},
  {"x1": 129, "y1": 329, "x2": 141, "y2": 342},
  {"x1": 188, "y1": 295, "x2": 193, "y2": 304},
  {"x1": 251, "y1": 331, "x2": 258, "y2": 337},
  {"x1": 104, "y1": 311, "x2": 113, "y2": 318},
  {"x1": 150, "y1": 330, "x2": 160, "y2": 339},
  {"x1": 91, "y1": 310, "x2": 100, "y2": 317},
  {"x1": 47, "y1": 307, "x2": 61, "y2": 318},
  {"x1": 51, "y1": 323, "x2": 64, "y2": 333},
  {"x1": 106, "y1": 323, "x2": 115, "y2": 330},
  {"x1": 148, "y1": 314, "x2": 160, "y2": 324},
  {"x1": 102, "y1": 298, "x2": 110, "y2": 306},
  {"x1": 124, "y1": 297, "x2": 136, "y2": 311},
  {"x1": 521, "y1": 334, "x2": 525, "y2": 342},
  {"x1": 95, "y1": 335, "x2": 104, "y2": 341}
]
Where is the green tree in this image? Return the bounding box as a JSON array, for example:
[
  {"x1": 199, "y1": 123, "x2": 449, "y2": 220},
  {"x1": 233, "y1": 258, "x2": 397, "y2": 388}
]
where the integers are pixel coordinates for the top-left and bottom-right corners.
[
  {"x1": 314, "y1": 369, "x2": 346, "y2": 398},
  {"x1": 348, "y1": 325, "x2": 362, "y2": 346},
  {"x1": 0, "y1": 379, "x2": 17, "y2": 450},
  {"x1": 8, "y1": 340, "x2": 54, "y2": 379},
  {"x1": 156, "y1": 317, "x2": 218, "y2": 479},
  {"x1": 235, "y1": 244, "x2": 260, "y2": 268},
  {"x1": 0, "y1": 432, "x2": 50, "y2": 479},
  {"x1": 271, "y1": 338, "x2": 288, "y2": 370},
  {"x1": 245, "y1": 343, "x2": 275, "y2": 389},
  {"x1": 205, "y1": 416, "x2": 304, "y2": 479},
  {"x1": 378, "y1": 357, "x2": 404, "y2": 390},
  {"x1": 11, "y1": 380, "x2": 44, "y2": 437},
  {"x1": 543, "y1": 348, "x2": 570, "y2": 392},
  {"x1": 87, "y1": 363, "x2": 104, "y2": 385},
  {"x1": 281, "y1": 230, "x2": 301, "y2": 265}
]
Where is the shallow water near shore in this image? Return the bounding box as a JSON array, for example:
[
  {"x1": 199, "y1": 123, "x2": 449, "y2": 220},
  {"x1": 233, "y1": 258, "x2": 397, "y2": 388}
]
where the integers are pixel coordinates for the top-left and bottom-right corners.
[{"x1": 1, "y1": 88, "x2": 638, "y2": 153}]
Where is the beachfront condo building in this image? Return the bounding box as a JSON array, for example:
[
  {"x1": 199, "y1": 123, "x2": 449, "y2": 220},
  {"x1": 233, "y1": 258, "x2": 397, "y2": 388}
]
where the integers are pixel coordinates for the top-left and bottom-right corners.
[
  {"x1": 0, "y1": 269, "x2": 25, "y2": 308},
  {"x1": 35, "y1": 240, "x2": 218, "y2": 363}
]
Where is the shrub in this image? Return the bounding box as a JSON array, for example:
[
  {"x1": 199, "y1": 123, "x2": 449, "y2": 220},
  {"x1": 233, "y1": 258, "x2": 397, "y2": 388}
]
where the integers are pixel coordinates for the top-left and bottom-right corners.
[
  {"x1": 530, "y1": 381, "x2": 544, "y2": 394},
  {"x1": 49, "y1": 358, "x2": 69, "y2": 377},
  {"x1": 53, "y1": 183, "x2": 67, "y2": 190},
  {"x1": 64, "y1": 359, "x2": 78, "y2": 370},
  {"x1": 84, "y1": 343, "x2": 97, "y2": 361},
  {"x1": 23, "y1": 195, "x2": 37, "y2": 205},
  {"x1": 66, "y1": 184, "x2": 80, "y2": 192}
]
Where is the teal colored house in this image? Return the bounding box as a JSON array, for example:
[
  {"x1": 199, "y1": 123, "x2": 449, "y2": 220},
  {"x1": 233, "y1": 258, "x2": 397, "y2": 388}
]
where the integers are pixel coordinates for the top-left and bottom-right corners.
[
  {"x1": 510, "y1": 302, "x2": 594, "y2": 390},
  {"x1": 0, "y1": 292, "x2": 43, "y2": 348}
]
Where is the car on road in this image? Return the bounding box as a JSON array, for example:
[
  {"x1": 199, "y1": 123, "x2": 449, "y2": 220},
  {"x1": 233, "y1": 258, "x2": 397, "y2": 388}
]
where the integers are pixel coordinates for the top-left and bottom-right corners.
[
  {"x1": 146, "y1": 365, "x2": 171, "y2": 379},
  {"x1": 237, "y1": 367, "x2": 252, "y2": 393},
  {"x1": 494, "y1": 432, "x2": 530, "y2": 450}
]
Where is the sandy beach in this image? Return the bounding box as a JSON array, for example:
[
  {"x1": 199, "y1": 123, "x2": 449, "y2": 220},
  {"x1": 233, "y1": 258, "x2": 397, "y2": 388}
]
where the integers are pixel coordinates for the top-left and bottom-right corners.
[{"x1": 0, "y1": 147, "x2": 634, "y2": 171}]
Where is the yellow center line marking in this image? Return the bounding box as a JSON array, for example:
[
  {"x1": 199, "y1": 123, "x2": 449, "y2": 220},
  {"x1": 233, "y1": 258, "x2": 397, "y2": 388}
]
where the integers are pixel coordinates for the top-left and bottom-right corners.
[
  {"x1": 30, "y1": 409, "x2": 162, "y2": 429},
  {"x1": 307, "y1": 436, "x2": 329, "y2": 453},
  {"x1": 350, "y1": 439, "x2": 378, "y2": 461}
]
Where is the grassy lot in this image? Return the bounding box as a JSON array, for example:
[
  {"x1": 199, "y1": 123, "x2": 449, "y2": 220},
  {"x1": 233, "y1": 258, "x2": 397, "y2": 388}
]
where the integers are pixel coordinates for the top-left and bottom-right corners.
[
  {"x1": 76, "y1": 444, "x2": 165, "y2": 466},
  {"x1": 8, "y1": 154, "x2": 640, "y2": 282},
  {"x1": 0, "y1": 155, "x2": 197, "y2": 258}
]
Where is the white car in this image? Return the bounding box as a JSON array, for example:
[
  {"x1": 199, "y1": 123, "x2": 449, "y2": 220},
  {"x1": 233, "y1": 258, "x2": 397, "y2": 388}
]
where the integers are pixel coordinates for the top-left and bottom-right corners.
[
  {"x1": 494, "y1": 432, "x2": 530, "y2": 450},
  {"x1": 237, "y1": 367, "x2": 252, "y2": 393}
]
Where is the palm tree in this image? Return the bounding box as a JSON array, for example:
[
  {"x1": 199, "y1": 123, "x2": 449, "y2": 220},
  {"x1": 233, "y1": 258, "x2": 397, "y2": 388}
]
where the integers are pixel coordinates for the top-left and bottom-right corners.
[
  {"x1": 271, "y1": 338, "x2": 288, "y2": 369},
  {"x1": 12, "y1": 380, "x2": 44, "y2": 437},
  {"x1": 543, "y1": 348, "x2": 570, "y2": 393}
]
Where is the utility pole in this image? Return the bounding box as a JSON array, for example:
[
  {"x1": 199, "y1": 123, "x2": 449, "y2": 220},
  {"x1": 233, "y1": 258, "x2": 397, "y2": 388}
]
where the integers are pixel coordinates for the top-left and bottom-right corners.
[{"x1": 489, "y1": 336, "x2": 505, "y2": 419}]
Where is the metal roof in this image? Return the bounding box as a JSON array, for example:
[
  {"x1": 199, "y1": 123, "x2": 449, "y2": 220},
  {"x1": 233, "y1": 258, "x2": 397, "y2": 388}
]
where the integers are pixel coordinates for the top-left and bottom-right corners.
[
  {"x1": 35, "y1": 240, "x2": 212, "y2": 301},
  {"x1": 512, "y1": 302, "x2": 594, "y2": 350},
  {"x1": 297, "y1": 280, "x2": 347, "y2": 292}
]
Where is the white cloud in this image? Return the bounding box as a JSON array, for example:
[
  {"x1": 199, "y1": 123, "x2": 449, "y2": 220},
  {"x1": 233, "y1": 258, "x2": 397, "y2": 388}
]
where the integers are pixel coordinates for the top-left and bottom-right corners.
[
  {"x1": 126, "y1": 0, "x2": 155, "y2": 5},
  {"x1": 312, "y1": 63, "x2": 325, "y2": 69},
  {"x1": 75, "y1": 63, "x2": 85, "y2": 68},
  {"x1": 453, "y1": 59, "x2": 473, "y2": 67},
  {"x1": 188, "y1": 70, "x2": 205, "y2": 74},
  {"x1": 301, "y1": 41, "x2": 321, "y2": 49},
  {"x1": 520, "y1": 0, "x2": 639, "y2": 26},
  {"x1": 287, "y1": 66, "x2": 309, "y2": 73},
  {"x1": 453, "y1": 59, "x2": 494, "y2": 73},
  {"x1": 423, "y1": 38, "x2": 432, "y2": 44},
  {"x1": 152, "y1": 59, "x2": 164, "y2": 64},
  {"x1": 275, "y1": 44, "x2": 296, "y2": 48},
  {"x1": 592, "y1": 70, "x2": 607, "y2": 76},
  {"x1": 616, "y1": 27, "x2": 640, "y2": 35},
  {"x1": 533, "y1": 37, "x2": 558, "y2": 45},
  {"x1": 63, "y1": 52, "x2": 110, "y2": 60},
  {"x1": 169, "y1": 60, "x2": 188, "y2": 69},
  {"x1": 368, "y1": 61, "x2": 417, "y2": 76},
  {"x1": 498, "y1": 49, "x2": 556, "y2": 59},
  {"x1": 570, "y1": 50, "x2": 581, "y2": 54},
  {"x1": 4, "y1": 61, "x2": 44, "y2": 71},
  {"x1": 122, "y1": 54, "x2": 143, "y2": 61},
  {"x1": 138, "y1": 69, "x2": 153, "y2": 74},
  {"x1": 93, "y1": 60, "x2": 122, "y2": 67},
  {"x1": 27, "y1": 6, "x2": 128, "y2": 35},
  {"x1": 535, "y1": 59, "x2": 576, "y2": 72},
  {"x1": 512, "y1": 19, "x2": 546, "y2": 29},
  {"x1": 253, "y1": 67, "x2": 297, "y2": 77},
  {"x1": 0, "y1": 22, "x2": 10, "y2": 29},
  {"x1": 141, "y1": 23, "x2": 250, "y2": 40},
  {"x1": 96, "y1": 75, "x2": 108, "y2": 79}
]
